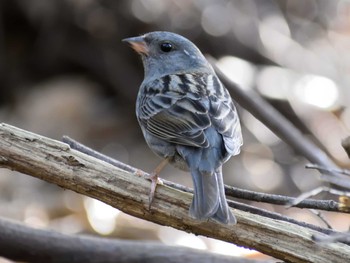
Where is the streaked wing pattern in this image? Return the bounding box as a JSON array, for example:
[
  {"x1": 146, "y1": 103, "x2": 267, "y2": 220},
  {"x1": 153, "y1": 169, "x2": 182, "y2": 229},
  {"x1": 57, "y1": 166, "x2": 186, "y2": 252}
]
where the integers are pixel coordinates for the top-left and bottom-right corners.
[{"x1": 137, "y1": 73, "x2": 242, "y2": 155}]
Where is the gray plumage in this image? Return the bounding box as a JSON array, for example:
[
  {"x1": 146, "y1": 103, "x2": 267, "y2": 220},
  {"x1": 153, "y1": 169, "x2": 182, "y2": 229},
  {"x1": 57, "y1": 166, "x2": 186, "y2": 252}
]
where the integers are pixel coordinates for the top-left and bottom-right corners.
[{"x1": 124, "y1": 31, "x2": 242, "y2": 224}]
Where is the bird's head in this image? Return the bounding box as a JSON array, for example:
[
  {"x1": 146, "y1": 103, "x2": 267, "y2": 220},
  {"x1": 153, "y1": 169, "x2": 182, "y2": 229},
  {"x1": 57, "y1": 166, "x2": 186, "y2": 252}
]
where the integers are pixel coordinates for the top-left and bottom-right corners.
[{"x1": 123, "y1": 31, "x2": 213, "y2": 81}]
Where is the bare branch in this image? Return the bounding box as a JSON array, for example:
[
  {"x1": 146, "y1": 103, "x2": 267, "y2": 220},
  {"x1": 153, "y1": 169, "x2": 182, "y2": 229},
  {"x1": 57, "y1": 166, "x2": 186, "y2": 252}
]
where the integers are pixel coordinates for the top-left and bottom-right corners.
[
  {"x1": 305, "y1": 163, "x2": 350, "y2": 190},
  {"x1": 63, "y1": 136, "x2": 347, "y2": 215},
  {"x1": 305, "y1": 164, "x2": 350, "y2": 177},
  {"x1": 309, "y1": 209, "x2": 333, "y2": 229},
  {"x1": 286, "y1": 186, "x2": 350, "y2": 209},
  {"x1": 62, "y1": 136, "x2": 347, "y2": 236},
  {"x1": 0, "y1": 217, "x2": 267, "y2": 263},
  {"x1": 1, "y1": 123, "x2": 350, "y2": 262},
  {"x1": 227, "y1": 200, "x2": 337, "y2": 236},
  {"x1": 225, "y1": 185, "x2": 343, "y2": 212}
]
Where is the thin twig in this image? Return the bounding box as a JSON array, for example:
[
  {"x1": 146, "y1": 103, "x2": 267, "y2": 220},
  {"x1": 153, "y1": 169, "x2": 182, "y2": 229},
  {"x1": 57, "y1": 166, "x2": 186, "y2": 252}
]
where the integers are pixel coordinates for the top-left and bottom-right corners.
[
  {"x1": 305, "y1": 163, "x2": 350, "y2": 189},
  {"x1": 290, "y1": 163, "x2": 350, "y2": 215},
  {"x1": 287, "y1": 186, "x2": 350, "y2": 216},
  {"x1": 228, "y1": 200, "x2": 338, "y2": 237},
  {"x1": 225, "y1": 185, "x2": 342, "y2": 212},
  {"x1": 306, "y1": 163, "x2": 350, "y2": 177},
  {"x1": 309, "y1": 209, "x2": 333, "y2": 229}
]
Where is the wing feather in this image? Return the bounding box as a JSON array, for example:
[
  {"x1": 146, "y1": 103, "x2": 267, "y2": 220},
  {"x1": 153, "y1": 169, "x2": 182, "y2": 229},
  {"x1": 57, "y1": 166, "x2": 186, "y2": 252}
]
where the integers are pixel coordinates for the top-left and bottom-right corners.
[{"x1": 137, "y1": 73, "x2": 242, "y2": 155}]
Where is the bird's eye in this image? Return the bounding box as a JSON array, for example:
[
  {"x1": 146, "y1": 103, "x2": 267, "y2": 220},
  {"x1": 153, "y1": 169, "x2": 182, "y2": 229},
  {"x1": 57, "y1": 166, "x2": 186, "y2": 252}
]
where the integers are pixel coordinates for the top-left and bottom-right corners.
[{"x1": 160, "y1": 42, "x2": 173, "y2": 52}]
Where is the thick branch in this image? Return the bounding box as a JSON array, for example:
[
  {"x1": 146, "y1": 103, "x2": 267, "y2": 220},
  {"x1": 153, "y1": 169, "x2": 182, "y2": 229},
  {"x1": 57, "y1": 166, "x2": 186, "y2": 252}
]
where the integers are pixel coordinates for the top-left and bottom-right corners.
[
  {"x1": 63, "y1": 136, "x2": 346, "y2": 214},
  {"x1": 62, "y1": 136, "x2": 347, "y2": 235},
  {"x1": 0, "y1": 217, "x2": 266, "y2": 263},
  {"x1": 0, "y1": 123, "x2": 349, "y2": 263}
]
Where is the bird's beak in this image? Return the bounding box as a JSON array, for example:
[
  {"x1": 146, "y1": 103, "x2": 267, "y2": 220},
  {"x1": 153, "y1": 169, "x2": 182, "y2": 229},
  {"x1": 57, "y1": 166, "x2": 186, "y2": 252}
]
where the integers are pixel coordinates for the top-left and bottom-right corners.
[{"x1": 122, "y1": 36, "x2": 149, "y2": 56}]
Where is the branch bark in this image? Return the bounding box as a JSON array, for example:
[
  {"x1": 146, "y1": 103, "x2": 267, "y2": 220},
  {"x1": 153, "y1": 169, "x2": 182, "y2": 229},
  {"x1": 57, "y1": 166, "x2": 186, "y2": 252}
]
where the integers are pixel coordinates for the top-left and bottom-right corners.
[
  {"x1": 63, "y1": 136, "x2": 347, "y2": 214},
  {"x1": 62, "y1": 136, "x2": 346, "y2": 235},
  {"x1": 0, "y1": 123, "x2": 349, "y2": 263}
]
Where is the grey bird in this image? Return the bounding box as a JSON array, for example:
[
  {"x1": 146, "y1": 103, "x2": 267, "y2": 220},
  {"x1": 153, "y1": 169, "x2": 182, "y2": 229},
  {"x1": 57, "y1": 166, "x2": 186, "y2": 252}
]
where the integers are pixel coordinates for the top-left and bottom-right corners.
[{"x1": 123, "y1": 31, "x2": 242, "y2": 224}]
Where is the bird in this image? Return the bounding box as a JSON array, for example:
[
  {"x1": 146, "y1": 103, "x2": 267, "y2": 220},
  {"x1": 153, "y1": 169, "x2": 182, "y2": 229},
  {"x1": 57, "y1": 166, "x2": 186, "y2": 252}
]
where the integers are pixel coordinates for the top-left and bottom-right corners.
[{"x1": 123, "y1": 31, "x2": 242, "y2": 224}]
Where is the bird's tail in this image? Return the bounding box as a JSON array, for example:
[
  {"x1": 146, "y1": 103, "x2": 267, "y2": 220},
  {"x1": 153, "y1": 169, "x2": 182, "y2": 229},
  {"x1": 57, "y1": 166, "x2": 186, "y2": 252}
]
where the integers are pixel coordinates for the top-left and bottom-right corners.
[{"x1": 190, "y1": 166, "x2": 236, "y2": 224}]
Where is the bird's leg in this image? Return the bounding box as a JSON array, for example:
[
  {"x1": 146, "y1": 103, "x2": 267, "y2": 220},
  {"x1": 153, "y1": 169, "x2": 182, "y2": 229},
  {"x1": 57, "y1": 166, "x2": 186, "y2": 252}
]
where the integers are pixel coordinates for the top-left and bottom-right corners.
[{"x1": 148, "y1": 158, "x2": 169, "y2": 209}]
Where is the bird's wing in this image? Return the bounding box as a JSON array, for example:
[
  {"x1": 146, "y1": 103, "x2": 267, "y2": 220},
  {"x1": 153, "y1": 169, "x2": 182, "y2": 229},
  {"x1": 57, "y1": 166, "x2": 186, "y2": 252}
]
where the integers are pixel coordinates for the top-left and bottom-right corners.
[
  {"x1": 209, "y1": 85, "x2": 243, "y2": 157},
  {"x1": 138, "y1": 74, "x2": 211, "y2": 147},
  {"x1": 137, "y1": 73, "x2": 242, "y2": 153}
]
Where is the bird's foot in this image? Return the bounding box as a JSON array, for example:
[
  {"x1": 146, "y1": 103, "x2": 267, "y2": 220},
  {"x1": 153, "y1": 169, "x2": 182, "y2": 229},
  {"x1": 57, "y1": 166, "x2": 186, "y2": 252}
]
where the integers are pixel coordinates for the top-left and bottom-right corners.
[
  {"x1": 148, "y1": 173, "x2": 164, "y2": 210},
  {"x1": 147, "y1": 158, "x2": 169, "y2": 210}
]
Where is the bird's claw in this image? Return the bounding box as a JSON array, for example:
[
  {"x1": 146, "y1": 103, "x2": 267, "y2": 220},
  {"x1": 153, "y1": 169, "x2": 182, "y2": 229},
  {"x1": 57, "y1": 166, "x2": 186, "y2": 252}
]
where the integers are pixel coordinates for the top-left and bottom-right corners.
[{"x1": 148, "y1": 172, "x2": 164, "y2": 210}]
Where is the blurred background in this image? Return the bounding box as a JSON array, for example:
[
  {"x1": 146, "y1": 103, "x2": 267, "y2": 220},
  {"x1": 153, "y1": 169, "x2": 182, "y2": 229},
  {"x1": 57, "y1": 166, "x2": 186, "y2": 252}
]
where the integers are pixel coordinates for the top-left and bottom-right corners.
[{"x1": 0, "y1": 0, "x2": 350, "y2": 261}]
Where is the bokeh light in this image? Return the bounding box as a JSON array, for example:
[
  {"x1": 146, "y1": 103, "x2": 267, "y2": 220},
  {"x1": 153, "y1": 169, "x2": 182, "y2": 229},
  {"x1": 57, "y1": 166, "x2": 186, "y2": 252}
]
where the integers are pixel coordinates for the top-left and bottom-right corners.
[
  {"x1": 216, "y1": 56, "x2": 255, "y2": 90},
  {"x1": 242, "y1": 143, "x2": 284, "y2": 192},
  {"x1": 131, "y1": 0, "x2": 166, "y2": 23},
  {"x1": 259, "y1": 14, "x2": 292, "y2": 61},
  {"x1": 84, "y1": 198, "x2": 120, "y2": 235},
  {"x1": 158, "y1": 227, "x2": 207, "y2": 250},
  {"x1": 293, "y1": 75, "x2": 339, "y2": 109},
  {"x1": 201, "y1": 4, "x2": 231, "y2": 37},
  {"x1": 242, "y1": 111, "x2": 280, "y2": 145},
  {"x1": 210, "y1": 239, "x2": 260, "y2": 257},
  {"x1": 24, "y1": 204, "x2": 50, "y2": 229},
  {"x1": 256, "y1": 66, "x2": 295, "y2": 100}
]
